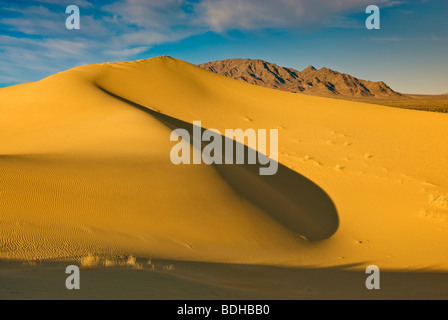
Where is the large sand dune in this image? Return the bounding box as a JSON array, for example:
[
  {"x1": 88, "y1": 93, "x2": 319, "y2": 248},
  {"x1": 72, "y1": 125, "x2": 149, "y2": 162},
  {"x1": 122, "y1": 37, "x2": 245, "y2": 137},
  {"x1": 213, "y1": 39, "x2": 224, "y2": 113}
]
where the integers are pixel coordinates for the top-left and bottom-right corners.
[{"x1": 1, "y1": 56, "x2": 448, "y2": 274}]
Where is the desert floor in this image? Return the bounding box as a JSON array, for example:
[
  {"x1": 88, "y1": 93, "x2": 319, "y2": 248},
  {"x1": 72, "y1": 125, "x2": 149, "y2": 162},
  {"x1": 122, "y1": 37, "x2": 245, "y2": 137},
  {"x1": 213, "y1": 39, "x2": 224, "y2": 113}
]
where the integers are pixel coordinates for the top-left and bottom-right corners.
[{"x1": 2, "y1": 260, "x2": 447, "y2": 300}]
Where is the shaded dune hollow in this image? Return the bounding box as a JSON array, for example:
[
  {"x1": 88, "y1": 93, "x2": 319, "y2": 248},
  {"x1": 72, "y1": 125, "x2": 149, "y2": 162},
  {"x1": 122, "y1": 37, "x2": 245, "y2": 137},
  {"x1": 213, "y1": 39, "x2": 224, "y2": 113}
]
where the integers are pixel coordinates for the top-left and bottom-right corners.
[{"x1": 98, "y1": 86, "x2": 340, "y2": 241}]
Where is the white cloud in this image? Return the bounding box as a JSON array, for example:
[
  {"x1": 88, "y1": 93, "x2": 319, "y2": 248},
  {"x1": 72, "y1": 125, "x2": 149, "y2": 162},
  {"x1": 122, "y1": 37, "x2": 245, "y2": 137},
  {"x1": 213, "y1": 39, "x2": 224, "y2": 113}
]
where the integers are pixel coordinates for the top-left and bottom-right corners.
[
  {"x1": 103, "y1": 0, "x2": 189, "y2": 30},
  {"x1": 101, "y1": 0, "x2": 205, "y2": 46},
  {"x1": 104, "y1": 46, "x2": 149, "y2": 57},
  {"x1": 0, "y1": 5, "x2": 110, "y2": 37},
  {"x1": 196, "y1": 0, "x2": 398, "y2": 32},
  {"x1": 34, "y1": 0, "x2": 94, "y2": 8}
]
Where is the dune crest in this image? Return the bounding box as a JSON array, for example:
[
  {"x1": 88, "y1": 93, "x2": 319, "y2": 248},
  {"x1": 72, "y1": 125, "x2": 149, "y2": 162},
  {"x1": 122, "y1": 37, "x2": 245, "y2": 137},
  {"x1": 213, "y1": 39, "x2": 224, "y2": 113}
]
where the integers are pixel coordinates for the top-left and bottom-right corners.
[{"x1": 97, "y1": 86, "x2": 339, "y2": 241}]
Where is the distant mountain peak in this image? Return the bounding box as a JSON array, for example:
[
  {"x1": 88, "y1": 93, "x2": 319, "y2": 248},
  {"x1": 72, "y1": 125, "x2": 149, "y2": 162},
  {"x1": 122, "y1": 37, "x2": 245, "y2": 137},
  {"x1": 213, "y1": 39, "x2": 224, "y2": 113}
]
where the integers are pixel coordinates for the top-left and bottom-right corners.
[
  {"x1": 303, "y1": 65, "x2": 316, "y2": 72},
  {"x1": 198, "y1": 58, "x2": 400, "y2": 97}
]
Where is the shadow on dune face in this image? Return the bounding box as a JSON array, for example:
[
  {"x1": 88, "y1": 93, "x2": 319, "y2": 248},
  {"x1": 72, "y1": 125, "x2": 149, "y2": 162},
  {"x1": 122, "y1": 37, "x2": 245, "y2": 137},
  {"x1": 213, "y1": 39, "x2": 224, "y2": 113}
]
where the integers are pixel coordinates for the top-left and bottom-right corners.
[{"x1": 97, "y1": 86, "x2": 339, "y2": 241}]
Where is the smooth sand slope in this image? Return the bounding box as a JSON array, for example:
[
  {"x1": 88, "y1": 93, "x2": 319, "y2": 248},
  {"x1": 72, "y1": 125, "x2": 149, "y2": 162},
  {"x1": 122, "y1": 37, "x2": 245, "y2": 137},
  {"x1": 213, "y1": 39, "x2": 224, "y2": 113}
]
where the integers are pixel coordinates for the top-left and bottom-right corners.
[{"x1": 1, "y1": 57, "x2": 448, "y2": 279}]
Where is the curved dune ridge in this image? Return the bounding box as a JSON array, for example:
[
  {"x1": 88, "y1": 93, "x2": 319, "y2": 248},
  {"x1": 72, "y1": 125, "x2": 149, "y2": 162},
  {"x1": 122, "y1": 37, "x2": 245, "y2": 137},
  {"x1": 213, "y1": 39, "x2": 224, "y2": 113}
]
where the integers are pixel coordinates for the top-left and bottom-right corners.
[
  {"x1": 0, "y1": 56, "x2": 447, "y2": 270},
  {"x1": 98, "y1": 87, "x2": 339, "y2": 241}
]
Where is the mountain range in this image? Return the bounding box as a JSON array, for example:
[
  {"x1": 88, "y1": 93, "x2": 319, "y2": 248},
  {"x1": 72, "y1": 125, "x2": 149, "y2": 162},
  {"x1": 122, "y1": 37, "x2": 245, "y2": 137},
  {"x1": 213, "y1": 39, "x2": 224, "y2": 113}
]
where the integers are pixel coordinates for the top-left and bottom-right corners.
[{"x1": 199, "y1": 58, "x2": 400, "y2": 97}]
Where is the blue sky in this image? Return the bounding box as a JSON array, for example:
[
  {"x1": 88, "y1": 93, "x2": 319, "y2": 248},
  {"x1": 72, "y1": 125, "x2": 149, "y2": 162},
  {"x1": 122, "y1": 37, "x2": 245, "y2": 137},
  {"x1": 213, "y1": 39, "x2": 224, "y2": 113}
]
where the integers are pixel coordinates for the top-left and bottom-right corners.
[{"x1": 0, "y1": 0, "x2": 447, "y2": 94}]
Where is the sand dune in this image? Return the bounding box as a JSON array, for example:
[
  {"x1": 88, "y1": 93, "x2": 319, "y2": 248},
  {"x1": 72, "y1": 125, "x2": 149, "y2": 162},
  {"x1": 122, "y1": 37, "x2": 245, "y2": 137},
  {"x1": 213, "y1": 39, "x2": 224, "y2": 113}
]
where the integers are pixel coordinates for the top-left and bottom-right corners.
[
  {"x1": 1, "y1": 56, "x2": 448, "y2": 273},
  {"x1": 99, "y1": 87, "x2": 339, "y2": 241}
]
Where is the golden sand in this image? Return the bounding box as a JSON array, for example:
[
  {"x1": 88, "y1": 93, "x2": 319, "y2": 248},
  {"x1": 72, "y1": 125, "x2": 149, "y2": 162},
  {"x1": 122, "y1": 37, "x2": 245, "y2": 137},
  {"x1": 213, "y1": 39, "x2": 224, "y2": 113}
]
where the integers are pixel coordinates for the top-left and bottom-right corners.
[{"x1": 1, "y1": 56, "x2": 447, "y2": 271}]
